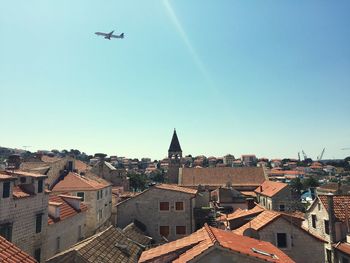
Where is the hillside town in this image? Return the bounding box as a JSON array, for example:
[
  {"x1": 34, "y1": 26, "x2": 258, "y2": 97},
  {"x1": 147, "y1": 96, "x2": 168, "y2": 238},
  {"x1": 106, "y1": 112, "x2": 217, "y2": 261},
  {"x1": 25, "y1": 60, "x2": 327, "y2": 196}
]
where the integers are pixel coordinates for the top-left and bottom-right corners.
[{"x1": 0, "y1": 130, "x2": 350, "y2": 262}]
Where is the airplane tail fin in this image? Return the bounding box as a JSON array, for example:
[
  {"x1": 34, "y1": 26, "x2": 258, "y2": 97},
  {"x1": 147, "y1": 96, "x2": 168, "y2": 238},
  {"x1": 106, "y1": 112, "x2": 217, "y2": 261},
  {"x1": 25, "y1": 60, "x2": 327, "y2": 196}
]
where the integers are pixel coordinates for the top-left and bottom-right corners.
[{"x1": 120, "y1": 33, "x2": 124, "y2": 38}]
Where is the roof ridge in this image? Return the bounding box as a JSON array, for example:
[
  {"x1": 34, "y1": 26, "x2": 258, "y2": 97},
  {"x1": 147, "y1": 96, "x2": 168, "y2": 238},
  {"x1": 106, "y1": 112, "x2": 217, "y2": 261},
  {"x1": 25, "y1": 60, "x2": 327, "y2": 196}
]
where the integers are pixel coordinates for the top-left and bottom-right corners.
[{"x1": 204, "y1": 224, "x2": 218, "y2": 245}]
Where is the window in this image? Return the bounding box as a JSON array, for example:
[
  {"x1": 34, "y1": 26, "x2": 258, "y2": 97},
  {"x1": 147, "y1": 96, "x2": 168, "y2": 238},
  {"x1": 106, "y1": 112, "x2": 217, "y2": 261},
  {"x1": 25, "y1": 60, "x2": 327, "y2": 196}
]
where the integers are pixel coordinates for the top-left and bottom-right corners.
[
  {"x1": 159, "y1": 226, "x2": 169, "y2": 237},
  {"x1": 38, "y1": 179, "x2": 43, "y2": 193},
  {"x1": 77, "y1": 192, "x2": 85, "y2": 201},
  {"x1": 34, "y1": 248, "x2": 41, "y2": 262},
  {"x1": 2, "y1": 182, "x2": 10, "y2": 198},
  {"x1": 36, "y1": 214, "x2": 42, "y2": 233},
  {"x1": 159, "y1": 202, "x2": 169, "y2": 211},
  {"x1": 279, "y1": 204, "x2": 285, "y2": 212},
  {"x1": 98, "y1": 209, "x2": 102, "y2": 221},
  {"x1": 318, "y1": 203, "x2": 321, "y2": 211},
  {"x1": 101, "y1": 190, "x2": 103, "y2": 198},
  {"x1": 343, "y1": 257, "x2": 349, "y2": 263},
  {"x1": 0, "y1": 223, "x2": 12, "y2": 241},
  {"x1": 56, "y1": 237, "x2": 60, "y2": 252},
  {"x1": 78, "y1": 225, "x2": 82, "y2": 241},
  {"x1": 276, "y1": 233, "x2": 287, "y2": 248},
  {"x1": 97, "y1": 191, "x2": 100, "y2": 200},
  {"x1": 325, "y1": 220, "x2": 330, "y2": 235},
  {"x1": 176, "y1": 226, "x2": 186, "y2": 235},
  {"x1": 312, "y1": 214, "x2": 317, "y2": 228},
  {"x1": 175, "y1": 202, "x2": 184, "y2": 211}
]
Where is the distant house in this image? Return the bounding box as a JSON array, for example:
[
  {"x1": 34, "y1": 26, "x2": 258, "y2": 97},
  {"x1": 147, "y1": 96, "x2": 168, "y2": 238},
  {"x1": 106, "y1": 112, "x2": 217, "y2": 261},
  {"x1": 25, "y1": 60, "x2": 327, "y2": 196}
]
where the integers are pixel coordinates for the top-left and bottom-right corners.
[
  {"x1": 179, "y1": 167, "x2": 267, "y2": 191},
  {"x1": 46, "y1": 225, "x2": 150, "y2": 263},
  {"x1": 116, "y1": 184, "x2": 208, "y2": 242},
  {"x1": 45, "y1": 194, "x2": 87, "y2": 260},
  {"x1": 51, "y1": 172, "x2": 112, "y2": 236},
  {"x1": 0, "y1": 235, "x2": 37, "y2": 263},
  {"x1": 234, "y1": 210, "x2": 326, "y2": 263},
  {"x1": 255, "y1": 180, "x2": 292, "y2": 211},
  {"x1": 90, "y1": 159, "x2": 129, "y2": 191},
  {"x1": 304, "y1": 194, "x2": 350, "y2": 262},
  {"x1": 139, "y1": 224, "x2": 295, "y2": 263},
  {"x1": 241, "y1": 154, "x2": 257, "y2": 166}
]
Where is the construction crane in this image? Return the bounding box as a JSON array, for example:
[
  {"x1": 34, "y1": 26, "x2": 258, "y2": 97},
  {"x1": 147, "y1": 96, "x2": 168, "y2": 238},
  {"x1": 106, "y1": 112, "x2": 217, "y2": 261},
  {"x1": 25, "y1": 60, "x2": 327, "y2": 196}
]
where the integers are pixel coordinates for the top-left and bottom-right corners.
[
  {"x1": 302, "y1": 150, "x2": 308, "y2": 160},
  {"x1": 317, "y1": 148, "x2": 325, "y2": 161}
]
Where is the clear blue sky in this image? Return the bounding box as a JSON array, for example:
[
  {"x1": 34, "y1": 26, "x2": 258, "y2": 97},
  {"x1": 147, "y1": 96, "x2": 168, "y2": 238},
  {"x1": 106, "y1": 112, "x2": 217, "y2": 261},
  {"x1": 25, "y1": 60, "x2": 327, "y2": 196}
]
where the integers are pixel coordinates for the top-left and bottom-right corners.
[{"x1": 1, "y1": 0, "x2": 349, "y2": 160}]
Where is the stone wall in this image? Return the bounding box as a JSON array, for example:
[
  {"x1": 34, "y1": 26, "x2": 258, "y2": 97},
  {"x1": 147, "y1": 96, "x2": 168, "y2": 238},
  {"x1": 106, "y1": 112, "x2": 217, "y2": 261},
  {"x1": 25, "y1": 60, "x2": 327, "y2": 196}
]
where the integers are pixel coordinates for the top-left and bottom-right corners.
[{"x1": 117, "y1": 188, "x2": 195, "y2": 242}]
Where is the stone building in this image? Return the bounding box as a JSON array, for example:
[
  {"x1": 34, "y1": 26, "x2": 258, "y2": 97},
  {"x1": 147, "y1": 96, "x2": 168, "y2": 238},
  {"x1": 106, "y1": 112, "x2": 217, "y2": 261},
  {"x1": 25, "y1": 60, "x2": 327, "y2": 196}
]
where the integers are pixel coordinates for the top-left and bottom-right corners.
[
  {"x1": 116, "y1": 184, "x2": 207, "y2": 242},
  {"x1": 139, "y1": 224, "x2": 295, "y2": 263},
  {"x1": 223, "y1": 154, "x2": 235, "y2": 166},
  {"x1": 0, "y1": 170, "x2": 49, "y2": 262},
  {"x1": 304, "y1": 194, "x2": 350, "y2": 263},
  {"x1": 90, "y1": 158, "x2": 129, "y2": 191},
  {"x1": 45, "y1": 194, "x2": 87, "y2": 260},
  {"x1": 166, "y1": 129, "x2": 182, "y2": 184},
  {"x1": 234, "y1": 210, "x2": 326, "y2": 263},
  {"x1": 51, "y1": 172, "x2": 112, "y2": 237},
  {"x1": 254, "y1": 180, "x2": 292, "y2": 211}
]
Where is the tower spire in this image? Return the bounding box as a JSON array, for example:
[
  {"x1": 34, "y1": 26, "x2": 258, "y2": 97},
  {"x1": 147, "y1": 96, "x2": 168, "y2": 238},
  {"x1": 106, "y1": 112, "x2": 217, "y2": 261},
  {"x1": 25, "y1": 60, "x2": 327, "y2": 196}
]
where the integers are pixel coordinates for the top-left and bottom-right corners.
[{"x1": 168, "y1": 129, "x2": 182, "y2": 152}]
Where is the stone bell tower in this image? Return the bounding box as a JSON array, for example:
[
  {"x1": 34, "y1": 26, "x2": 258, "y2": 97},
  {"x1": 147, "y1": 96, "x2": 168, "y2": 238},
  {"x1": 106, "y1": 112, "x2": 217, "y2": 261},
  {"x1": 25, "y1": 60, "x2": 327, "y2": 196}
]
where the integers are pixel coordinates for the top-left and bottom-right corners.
[{"x1": 166, "y1": 129, "x2": 182, "y2": 183}]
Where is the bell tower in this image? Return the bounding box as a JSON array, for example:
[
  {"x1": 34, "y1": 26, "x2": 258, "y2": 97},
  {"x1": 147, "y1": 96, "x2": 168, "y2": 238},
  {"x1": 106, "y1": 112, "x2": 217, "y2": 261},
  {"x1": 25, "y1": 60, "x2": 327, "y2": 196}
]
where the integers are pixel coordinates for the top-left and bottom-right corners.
[{"x1": 167, "y1": 129, "x2": 182, "y2": 183}]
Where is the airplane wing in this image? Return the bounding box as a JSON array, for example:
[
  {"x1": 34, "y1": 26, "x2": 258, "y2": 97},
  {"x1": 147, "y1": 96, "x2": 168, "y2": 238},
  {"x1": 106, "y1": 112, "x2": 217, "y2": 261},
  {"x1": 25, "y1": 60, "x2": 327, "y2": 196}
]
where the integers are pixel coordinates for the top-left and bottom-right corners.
[{"x1": 95, "y1": 32, "x2": 108, "y2": 36}]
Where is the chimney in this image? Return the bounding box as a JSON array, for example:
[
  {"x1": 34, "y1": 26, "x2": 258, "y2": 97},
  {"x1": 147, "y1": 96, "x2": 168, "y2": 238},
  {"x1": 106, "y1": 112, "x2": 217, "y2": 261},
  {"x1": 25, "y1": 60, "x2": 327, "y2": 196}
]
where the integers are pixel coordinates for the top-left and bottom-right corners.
[
  {"x1": 48, "y1": 202, "x2": 62, "y2": 219},
  {"x1": 59, "y1": 195, "x2": 82, "y2": 210},
  {"x1": 7, "y1": 154, "x2": 21, "y2": 170},
  {"x1": 260, "y1": 185, "x2": 263, "y2": 192},
  {"x1": 246, "y1": 198, "x2": 255, "y2": 210},
  {"x1": 337, "y1": 180, "x2": 342, "y2": 195},
  {"x1": 326, "y1": 193, "x2": 336, "y2": 243}
]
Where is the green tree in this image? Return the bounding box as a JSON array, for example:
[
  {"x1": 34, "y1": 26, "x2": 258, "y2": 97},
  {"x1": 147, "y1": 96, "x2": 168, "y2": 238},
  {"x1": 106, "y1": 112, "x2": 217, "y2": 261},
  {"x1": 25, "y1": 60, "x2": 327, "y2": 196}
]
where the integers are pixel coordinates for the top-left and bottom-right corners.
[
  {"x1": 290, "y1": 177, "x2": 303, "y2": 196},
  {"x1": 129, "y1": 173, "x2": 147, "y2": 191},
  {"x1": 303, "y1": 176, "x2": 320, "y2": 189}
]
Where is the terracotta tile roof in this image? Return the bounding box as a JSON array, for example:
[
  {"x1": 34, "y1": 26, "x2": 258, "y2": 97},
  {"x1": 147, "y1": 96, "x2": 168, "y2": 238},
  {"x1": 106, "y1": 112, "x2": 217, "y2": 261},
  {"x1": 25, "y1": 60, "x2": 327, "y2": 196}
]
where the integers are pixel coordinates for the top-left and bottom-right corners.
[
  {"x1": 219, "y1": 205, "x2": 265, "y2": 222},
  {"x1": 74, "y1": 160, "x2": 91, "y2": 173},
  {"x1": 154, "y1": 184, "x2": 197, "y2": 195},
  {"x1": 240, "y1": 191, "x2": 257, "y2": 197},
  {"x1": 254, "y1": 181, "x2": 288, "y2": 197},
  {"x1": 140, "y1": 225, "x2": 294, "y2": 263},
  {"x1": 138, "y1": 227, "x2": 210, "y2": 262},
  {"x1": 334, "y1": 242, "x2": 350, "y2": 256},
  {"x1": 0, "y1": 235, "x2": 37, "y2": 263},
  {"x1": 52, "y1": 172, "x2": 109, "y2": 192},
  {"x1": 12, "y1": 186, "x2": 32, "y2": 199},
  {"x1": 41, "y1": 155, "x2": 62, "y2": 163},
  {"x1": 318, "y1": 195, "x2": 350, "y2": 222},
  {"x1": 234, "y1": 210, "x2": 281, "y2": 235},
  {"x1": 46, "y1": 226, "x2": 144, "y2": 263},
  {"x1": 180, "y1": 167, "x2": 266, "y2": 187},
  {"x1": 0, "y1": 173, "x2": 15, "y2": 181},
  {"x1": 6, "y1": 170, "x2": 47, "y2": 178},
  {"x1": 48, "y1": 195, "x2": 88, "y2": 225}
]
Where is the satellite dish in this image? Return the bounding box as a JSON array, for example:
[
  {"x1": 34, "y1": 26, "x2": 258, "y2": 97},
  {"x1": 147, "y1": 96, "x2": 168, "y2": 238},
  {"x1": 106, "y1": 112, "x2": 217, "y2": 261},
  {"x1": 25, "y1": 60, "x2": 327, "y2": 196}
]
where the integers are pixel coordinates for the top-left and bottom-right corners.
[{"x1": 243, "y1": 228, "x2": 260, "y2": 239}]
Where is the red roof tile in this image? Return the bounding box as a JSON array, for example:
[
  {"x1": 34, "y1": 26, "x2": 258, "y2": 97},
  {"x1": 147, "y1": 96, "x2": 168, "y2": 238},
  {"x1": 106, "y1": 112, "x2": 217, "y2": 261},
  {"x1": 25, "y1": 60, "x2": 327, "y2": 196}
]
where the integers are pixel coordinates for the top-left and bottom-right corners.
[
  {"x1": 254, "y1": 181, "x2": 288, "y2": 197},
  {"x1": 318, "y1": 195, "x2": 350, "y2": 222},
  {"x1": 52, "y1": 172, "x2": 109, "y2": 192},
  {"x1": 140, "y1": 225, "x2": 294, "y2": 263},
  {"x1": 334, "y1": 242, "x2": 350, "y2": 256},
  {"x1": 6, "y1": 170, "x2": 47, "y2": 178},
  {"x1": 48, "y1": 195, "x2": 87, "y2": 225},
  {"x1": 74, "y1": 160, "x2": 91, "y2": 173},
  {"x1": 219, "y1": 204, "x2": 265, "y2": 222},
  {"x1": 180, "y1": 167, "x2": 266, "y2": 187},
  {"x1": 12, "y1": 186, "x2": 31, "y2": 199},
  {"x1": 0, "y1": 236, "x2": 37, "y2": 263},
  {"x1": 0, "y1": 173, "x2": 16, "y2": 181},
  {"x1": 155, "y1": 184, "x2": 197, "y2": 195}
]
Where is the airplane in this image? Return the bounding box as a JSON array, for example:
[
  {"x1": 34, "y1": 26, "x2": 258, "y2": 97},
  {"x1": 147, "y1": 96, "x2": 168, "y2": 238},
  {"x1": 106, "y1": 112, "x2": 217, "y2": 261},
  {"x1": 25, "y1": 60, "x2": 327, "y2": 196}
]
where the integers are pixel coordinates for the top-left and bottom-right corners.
[{"x1": 95, "y1": 30, "x2": 124, "y2": 40}]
